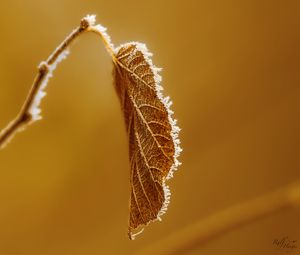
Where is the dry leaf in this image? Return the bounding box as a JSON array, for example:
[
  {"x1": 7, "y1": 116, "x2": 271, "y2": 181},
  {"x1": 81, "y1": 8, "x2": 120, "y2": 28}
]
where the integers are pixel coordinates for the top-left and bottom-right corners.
[{"x1": 113, "y1": 42, "x2": 181, "y2": 239}]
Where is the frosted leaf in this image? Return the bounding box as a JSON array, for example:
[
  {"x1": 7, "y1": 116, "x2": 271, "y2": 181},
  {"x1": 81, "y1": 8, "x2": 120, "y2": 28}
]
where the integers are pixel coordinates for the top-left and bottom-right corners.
[{"x1": 113, "y1": 42, "x2": 182, "y2": 239}]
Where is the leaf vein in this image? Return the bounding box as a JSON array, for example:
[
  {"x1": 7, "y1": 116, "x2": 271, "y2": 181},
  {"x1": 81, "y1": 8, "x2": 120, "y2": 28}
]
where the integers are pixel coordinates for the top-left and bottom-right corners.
[
  {"x1": 116, "y1": 61, "x2": 156, "y2": 92},
  {"x1": 130, "y1": 96, "x2": 171, "y2": 161},
  {"x1": 139, "y1": 103, "x2": 164, "y2": 113}
]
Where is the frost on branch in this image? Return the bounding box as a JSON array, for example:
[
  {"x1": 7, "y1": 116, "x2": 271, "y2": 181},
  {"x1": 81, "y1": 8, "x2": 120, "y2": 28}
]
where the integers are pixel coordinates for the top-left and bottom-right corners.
[
  {"x1": 0, "y1": 15, "x2": 91, "y2": 149},
  {"x1": 29, "y1": 50, "x2": 70, "y2": 121}
]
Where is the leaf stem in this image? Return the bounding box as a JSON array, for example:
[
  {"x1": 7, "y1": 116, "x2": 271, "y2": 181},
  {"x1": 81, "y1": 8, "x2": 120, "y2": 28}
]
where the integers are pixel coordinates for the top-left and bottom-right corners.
[
  {"x1": 138, "y1": 182, "x2": 300, "y2": 255},
  {"x1": 87, "y1": 25, "x2": 117, "y2": 62}
]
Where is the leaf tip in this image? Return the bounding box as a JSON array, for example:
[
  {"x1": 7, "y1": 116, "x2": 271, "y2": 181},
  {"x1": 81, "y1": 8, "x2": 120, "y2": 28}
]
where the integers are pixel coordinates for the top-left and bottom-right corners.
[{"x1": 129, "y1": 227, "x2": 144, "y2": 240}]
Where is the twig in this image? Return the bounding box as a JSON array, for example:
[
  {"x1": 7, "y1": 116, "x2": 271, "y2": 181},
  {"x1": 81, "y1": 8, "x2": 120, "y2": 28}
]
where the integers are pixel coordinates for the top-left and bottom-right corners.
[
  {"x1": 138, "y1": 182, "x2": 300, "y2": 255},
  {"x1": 0, "y1": 15, "x2": 98, "y2": 149}
]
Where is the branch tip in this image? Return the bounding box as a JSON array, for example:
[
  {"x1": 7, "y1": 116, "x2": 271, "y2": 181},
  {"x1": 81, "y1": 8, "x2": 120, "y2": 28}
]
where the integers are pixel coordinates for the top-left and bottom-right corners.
[{"x1": 81, "y1": 14, "x2": 96, "y2": 29}]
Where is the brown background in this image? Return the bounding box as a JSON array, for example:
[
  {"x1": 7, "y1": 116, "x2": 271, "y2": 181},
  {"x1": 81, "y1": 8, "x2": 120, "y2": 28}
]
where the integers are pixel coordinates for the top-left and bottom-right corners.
[{"x1": 0, "y1": 1, "x2": 299, "y2": 254}]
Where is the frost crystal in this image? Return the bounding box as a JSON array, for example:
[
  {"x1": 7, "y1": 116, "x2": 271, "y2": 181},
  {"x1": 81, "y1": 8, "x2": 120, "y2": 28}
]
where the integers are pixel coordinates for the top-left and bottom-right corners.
[{"x1": 29, "y1": 50, "x2": 70, "y2": 120}]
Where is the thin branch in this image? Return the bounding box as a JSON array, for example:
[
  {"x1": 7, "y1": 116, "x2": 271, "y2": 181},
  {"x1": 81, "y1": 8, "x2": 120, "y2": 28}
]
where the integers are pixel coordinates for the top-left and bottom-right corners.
[
  {"x1": 138, "y1": 182, "x2": 300, "y2": 255},
  {"x1": 0, "y1": 15, "x2": 98, "y2": 149}
]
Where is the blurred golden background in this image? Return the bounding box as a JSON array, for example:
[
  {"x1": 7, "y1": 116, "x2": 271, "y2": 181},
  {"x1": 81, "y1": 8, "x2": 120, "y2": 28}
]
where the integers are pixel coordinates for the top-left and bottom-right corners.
[{"x1": 0, "y1": 1, "x2": 299, "y2": 254}]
